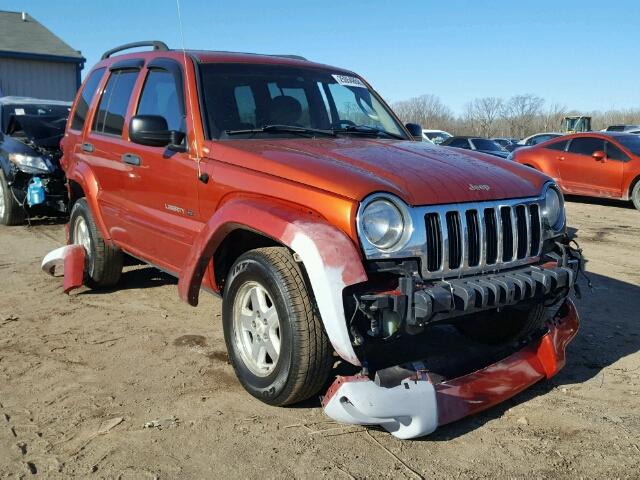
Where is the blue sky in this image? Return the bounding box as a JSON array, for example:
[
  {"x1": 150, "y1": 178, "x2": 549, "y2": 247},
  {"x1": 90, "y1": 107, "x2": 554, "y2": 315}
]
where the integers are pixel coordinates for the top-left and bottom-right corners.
[{"x1": 4, "y1": 1, "x2": 639, "y2": 113}]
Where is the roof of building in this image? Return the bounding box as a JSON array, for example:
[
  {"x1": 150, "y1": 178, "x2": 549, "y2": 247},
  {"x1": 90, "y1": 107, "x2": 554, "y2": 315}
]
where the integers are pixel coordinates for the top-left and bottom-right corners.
[
  {"x1": 0, "y1": 95, "x2": 72, "y2": 106},
  {"x1": 0, "y1": 10, "x2": 84, "y2": 62}
]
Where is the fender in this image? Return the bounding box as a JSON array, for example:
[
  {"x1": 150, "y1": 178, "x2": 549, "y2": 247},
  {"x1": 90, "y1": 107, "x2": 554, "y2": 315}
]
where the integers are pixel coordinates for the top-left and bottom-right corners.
[
  {"x1": 66, "y1": 162, "x2": 110, "y2": 242},
  {"x1": 177, "y1": 196, "x2": 368, "y2": 366}
]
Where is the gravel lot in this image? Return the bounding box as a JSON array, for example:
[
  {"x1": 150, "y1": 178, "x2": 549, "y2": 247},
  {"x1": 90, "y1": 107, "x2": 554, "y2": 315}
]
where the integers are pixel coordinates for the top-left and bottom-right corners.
[{"x1": 0, "y1": 198, "x2": 638, "y2": 479}]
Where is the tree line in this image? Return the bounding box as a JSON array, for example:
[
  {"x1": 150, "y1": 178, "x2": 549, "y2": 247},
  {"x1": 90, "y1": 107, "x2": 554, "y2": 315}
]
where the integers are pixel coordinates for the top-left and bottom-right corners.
[{"x1": 391, "y1": 94, "x2": 640, "y2": 139}]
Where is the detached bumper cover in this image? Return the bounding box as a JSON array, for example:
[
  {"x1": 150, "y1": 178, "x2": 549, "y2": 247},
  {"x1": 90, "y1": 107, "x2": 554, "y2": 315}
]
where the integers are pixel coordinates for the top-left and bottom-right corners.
[
  {"x1": 41, "y1": 244, "x2": 85, "y2": 293},
  {"x1": 322, "y1": 299, "x2": 579, "y2": 439}
]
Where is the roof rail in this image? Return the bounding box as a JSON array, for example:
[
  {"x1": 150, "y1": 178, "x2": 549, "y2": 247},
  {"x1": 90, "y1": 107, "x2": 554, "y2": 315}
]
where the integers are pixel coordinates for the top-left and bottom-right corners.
[
  {"x1": 101, "y1": 41, "x2": 169, "y2": 60},
  {"x1": 270, "y1": 54, "x2": 308, "y2": 61}
]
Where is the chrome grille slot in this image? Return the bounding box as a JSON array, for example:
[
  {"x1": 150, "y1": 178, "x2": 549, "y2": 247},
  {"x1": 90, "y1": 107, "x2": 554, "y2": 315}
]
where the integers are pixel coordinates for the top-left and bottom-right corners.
[
  {"x1": 484, "y1": 208, "x2": 498, "y2": 265},
  {"x1": 529, "y1": 204, "x2": 541, "y2": 256},
  {"x1": 465, "y1": 210, "x2": 480, "y2": 267},
  {"x1": 515, "y1": 205, "x2": 528, "y2": 259},
  {"x1": 500, "y1": 206, "x2": 513, "y2": 262},
  {"x1": 424, "y1": 213, "x2": 442, "y2": 272},
  {"x1": 445, "y1": 211, "x2": 462, "y2": 269}
]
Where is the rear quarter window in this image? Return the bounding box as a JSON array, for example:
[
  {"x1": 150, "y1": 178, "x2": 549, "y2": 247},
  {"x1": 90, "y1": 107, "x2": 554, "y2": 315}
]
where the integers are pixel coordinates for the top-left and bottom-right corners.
[
  {"x1": 70, "y1": 68, "x2": 105, "y2": 131},
  {"x1": 544, "y1": 140, "x2": 568, "y2": 151},
  {"x1": 568, "y1": 137, "x2": 605, "y2": 156}
]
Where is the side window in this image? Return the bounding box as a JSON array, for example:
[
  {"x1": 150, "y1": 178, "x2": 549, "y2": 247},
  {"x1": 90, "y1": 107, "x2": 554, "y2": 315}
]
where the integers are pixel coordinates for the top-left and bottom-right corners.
[
  {"x1": 568, "y1": 137, "x2": 605, "y2": 157},
  {"x1": 544, "y1": 140, "x2": 568, "y2": 151},
  {"x1": 449, "y1": 138, "x2": 469, "y2": 148},
  {"x1": 233, "y1": 85, "x2": 257, "y2": 127},
  {"x1": 70, "y1": 68, "x2": 105, "y2": 131},
  {"x1": 92, "y1": 70, "x2": 138, "y2": 136},
  {"x1": 606, "y1": 142, "x2": 630, "y2": 162},
  {"x1": 137, "y1": 69, "x2": 184, "y2": 132}
]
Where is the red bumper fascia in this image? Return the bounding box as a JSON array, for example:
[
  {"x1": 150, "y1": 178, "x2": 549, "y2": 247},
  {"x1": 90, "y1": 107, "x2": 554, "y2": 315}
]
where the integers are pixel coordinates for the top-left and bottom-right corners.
[{"x1": 435, "y1": 299, "x2": 579, "y2": 425}]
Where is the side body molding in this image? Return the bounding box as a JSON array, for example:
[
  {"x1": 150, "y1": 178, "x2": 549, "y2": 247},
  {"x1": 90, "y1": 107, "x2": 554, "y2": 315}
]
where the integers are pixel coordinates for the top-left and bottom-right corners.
[{"x1": 178, "y1": 197, "x2": 368, "y2": 366}]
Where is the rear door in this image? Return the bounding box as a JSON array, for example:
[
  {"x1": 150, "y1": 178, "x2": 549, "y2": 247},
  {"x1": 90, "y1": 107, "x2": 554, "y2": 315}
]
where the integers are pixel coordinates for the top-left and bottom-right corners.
[
  {"x1": 81, "y1": 64, "x2": 141, "y2": 236},
  {"x1": 120, "y1": 58, "x2": 201, "y2": 273},
  {"x1": 560, "y1": 137, "x2": 605, "y2": 195}
]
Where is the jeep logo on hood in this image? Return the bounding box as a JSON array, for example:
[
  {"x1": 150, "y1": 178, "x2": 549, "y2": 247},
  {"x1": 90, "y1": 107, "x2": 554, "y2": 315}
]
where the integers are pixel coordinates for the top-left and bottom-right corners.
[{"x1": 468, "y1": 184, "x2": 491, "y2": 191}]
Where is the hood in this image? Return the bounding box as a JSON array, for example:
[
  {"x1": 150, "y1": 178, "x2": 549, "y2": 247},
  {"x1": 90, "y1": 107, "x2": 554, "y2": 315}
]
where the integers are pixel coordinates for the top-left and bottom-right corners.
[
  {"x1": 207, "y1": 138, "x2": 550, "y2": 206},
  {"x1": 478, "y1": 149, "x2": 510, "y2": 158}
]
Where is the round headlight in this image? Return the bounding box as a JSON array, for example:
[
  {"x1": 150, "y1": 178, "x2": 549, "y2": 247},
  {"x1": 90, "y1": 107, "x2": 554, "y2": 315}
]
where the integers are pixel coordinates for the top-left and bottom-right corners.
[
  {"x1": 361, "y1": 199, "x2": 405, "y2": 249},
  {"x1": 542, "y1": 185, "x2": 564, "y2": 231}
]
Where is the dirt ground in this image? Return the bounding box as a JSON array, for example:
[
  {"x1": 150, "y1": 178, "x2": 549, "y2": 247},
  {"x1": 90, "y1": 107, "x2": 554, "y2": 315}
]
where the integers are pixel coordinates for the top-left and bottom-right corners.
[{"x1": 0, "y1": 197, "x2": 639, "y2": 479}]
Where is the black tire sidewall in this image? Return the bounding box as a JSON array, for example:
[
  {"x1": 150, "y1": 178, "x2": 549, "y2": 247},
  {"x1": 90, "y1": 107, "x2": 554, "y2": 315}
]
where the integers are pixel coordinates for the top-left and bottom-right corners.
[
  {"x1": 0, "y1": 169, "x2": 23, "y2": 226},
  {"x1": 222, "y1": 254, "x2": 296, "y2": 405},
  {"x1": 632, "y1": 182, "x2": 640, "y2": 210}
]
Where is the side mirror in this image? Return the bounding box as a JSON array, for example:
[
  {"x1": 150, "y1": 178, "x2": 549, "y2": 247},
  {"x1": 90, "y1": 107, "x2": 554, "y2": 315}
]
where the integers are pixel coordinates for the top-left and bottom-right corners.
[
  {"x1": 405, "y1": 123, "x2": 423, "y2": 140},
  {"x1": 592, "y1": 150, "x2": 606, "y2": 162},
  {"x1": 129, "y1": 115, "x2": 185, "y2": 149}
]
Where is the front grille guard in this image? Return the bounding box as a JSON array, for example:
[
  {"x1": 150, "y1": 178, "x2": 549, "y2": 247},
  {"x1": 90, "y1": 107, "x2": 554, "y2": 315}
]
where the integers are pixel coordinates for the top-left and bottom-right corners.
[{"x1": 360, "y1": 195, "x2": 549, "y2": 280}]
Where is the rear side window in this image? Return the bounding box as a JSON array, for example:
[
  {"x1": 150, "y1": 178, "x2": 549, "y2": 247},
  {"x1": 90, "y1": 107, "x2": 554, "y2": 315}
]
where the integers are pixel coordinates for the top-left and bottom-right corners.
[
  {"x1": 137, "y1": 69, "x2": 184, "y2": 132},
  {"x1": 92, "y1": 70, "x2": 138, "y2": 136},
  {"x1": 568, "y1": 137, "x2": 604, "y2": 156},
  {"x1": 606, "y1": 141, "x2": 630, "y2": 162},
  {"x1": 449, "y1": 138, "x2": 469, "y2": 148},
  {"x1": 70, "y1": 68, "x2": 105, "y2": 131},
  {"x1": 544, "y1": 140, "x2": 568, "y2": 151}
]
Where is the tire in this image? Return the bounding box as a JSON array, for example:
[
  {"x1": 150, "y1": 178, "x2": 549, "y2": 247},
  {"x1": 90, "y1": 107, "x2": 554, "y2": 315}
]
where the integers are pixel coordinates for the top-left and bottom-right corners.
[
  {"x1": 456, "y1": 303, "x2": 546, "y2": 344},
  {"x1": 632, "y1": 181, "x2": 640, "y2": 210},
  {"x1": 69, "y1": 198, "x2": 123, "y2": 288},
  {"x1": 222, "y1": 247, "x2": 333, "y2": 406},
  {"x1": 0, "y1": 169, "x2": 26, "y2": 226}
]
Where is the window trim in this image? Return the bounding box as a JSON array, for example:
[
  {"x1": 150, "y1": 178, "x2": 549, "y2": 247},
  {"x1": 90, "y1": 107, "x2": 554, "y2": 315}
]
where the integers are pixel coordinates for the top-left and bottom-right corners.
[{"x1": 91, "y1": 69, "x2": 140, "y2": 138}]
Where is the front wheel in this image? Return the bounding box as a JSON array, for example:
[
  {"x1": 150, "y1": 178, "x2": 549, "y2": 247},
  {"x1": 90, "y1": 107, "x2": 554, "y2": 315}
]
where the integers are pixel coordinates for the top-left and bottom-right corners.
[
  {"x1": 0, "y1": 170, "x2": 25, "y2": 226},
  {"x1": 222, "y1": 247, "x2": 333, "y2": 406},
  {"x1": 632, "y1": 181, "x2": 640, "y2": 210}
]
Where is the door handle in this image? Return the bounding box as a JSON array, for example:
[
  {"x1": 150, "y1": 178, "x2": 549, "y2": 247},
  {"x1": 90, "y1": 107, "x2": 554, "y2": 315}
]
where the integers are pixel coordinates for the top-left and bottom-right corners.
[
  {"x1": 81, "y1": 142, "x2": 94, "y2": 153},
  {"x1": 122, "y1": 153, "x2": 141, "y2": 166},
  {"x1": 557, "y1": 156, "x2": 565, "y2": 161}
]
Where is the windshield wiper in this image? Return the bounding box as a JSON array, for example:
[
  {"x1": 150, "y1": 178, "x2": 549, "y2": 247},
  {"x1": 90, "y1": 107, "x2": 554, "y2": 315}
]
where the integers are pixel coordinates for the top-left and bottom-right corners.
[
  {"x1": 333, "y1": 125, "x2": 405, "y2": 140},
  {"x1": 225, "y1": 124, "x2": 336, "y2": 137}
]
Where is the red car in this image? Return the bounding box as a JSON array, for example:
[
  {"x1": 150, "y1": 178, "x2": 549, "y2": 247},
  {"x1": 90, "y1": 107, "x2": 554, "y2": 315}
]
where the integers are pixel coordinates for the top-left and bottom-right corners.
[{"x1": 510, "y1": 132, "x2": 640, "y2": 209}]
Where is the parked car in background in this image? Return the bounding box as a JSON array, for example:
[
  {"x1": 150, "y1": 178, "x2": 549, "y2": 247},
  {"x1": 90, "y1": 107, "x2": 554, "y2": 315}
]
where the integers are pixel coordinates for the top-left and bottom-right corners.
[
  {"x1": 54, "y1": 40, "x2": 582, "y2": 439},
  {"x1": 509, "y1": 132, "x2": 640, "y2": 209},
  {"x1": 606, "y1": 125, "x2": 640, "y2": 132},
  {"x1": 0, "y1": 96, "x2": 71, "y2": 225},
  {"x1": 507, "y1": 132, "x2": 564, "y2": 152},
  {"x1": 492, "y1": 137, "x2": 519, "y2": 149},
  {"x1": 422, "y1": 129, "x2": 452, "y2": 144},
  {"x1": 441, "y1": 136, "x2": 510, "y2": 158}
]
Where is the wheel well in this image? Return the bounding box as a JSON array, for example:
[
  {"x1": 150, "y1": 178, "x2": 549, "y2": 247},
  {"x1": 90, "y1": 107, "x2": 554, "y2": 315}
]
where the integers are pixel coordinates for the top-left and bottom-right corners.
[
  {"x1": 213, "y1": 229, "x2": 281, "y2": 290},
  {"x1": 67, "y1": 180, "x2": 85, "y2": 210}
]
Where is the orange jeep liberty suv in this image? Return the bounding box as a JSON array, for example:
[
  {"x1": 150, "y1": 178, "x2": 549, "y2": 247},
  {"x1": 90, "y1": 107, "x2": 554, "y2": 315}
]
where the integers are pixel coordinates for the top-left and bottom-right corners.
[{"x1": 58, "y1": 41, "x2": 583, "y2": 438}]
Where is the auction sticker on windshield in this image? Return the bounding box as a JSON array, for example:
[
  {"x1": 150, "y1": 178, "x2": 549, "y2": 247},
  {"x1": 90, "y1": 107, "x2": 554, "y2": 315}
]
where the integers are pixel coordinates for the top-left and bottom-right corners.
[{"x1": 332, "y1": 74, "x2": 366, "y2": 88}]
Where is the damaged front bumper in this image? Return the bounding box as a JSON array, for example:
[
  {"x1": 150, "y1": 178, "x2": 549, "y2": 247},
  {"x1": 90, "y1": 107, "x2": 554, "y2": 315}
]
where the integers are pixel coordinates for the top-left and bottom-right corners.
[{"x1": 323, "y1": 298, "x2": 579, "y2": 439}]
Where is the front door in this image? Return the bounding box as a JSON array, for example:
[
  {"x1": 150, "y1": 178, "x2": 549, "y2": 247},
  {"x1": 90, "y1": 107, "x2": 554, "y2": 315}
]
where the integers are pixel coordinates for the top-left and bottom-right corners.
[
  {"x1": 560, "y1": 137, "x2": 603, "y2": 195},
  {"x1": 119, "y1": 61, "x2": 201, "y2": 273}
]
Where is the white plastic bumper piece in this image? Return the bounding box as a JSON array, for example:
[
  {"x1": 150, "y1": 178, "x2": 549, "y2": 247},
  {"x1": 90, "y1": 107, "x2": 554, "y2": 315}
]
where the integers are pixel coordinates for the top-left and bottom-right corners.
[
  {"x1": 41, "y1": 245, "x2": 70, "y2": 276},
  {"x1": 323, "y1": 377, "x2": 438, "y2": 439}
]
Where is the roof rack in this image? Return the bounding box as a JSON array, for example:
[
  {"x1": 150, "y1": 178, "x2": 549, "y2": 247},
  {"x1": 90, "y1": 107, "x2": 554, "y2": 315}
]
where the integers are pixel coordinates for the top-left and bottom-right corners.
[
  {"x1": 270, "y1": 54, "x2": 308, "y2": 61},
  {"x1": 101, "y1": 41, "x2": 169, "y2": 60}
]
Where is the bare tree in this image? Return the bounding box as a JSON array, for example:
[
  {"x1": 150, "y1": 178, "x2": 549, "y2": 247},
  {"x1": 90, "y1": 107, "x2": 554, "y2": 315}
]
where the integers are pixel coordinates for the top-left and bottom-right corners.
[
  {"x1": 501, "y1": 94, "x2": 545, "y2": 138},
  {"x1": 463, "y1": 97, "x2": 504, "y2": 137},
  {"x1": 392, "y1": 94, "x2": 455, "y2": 131}
]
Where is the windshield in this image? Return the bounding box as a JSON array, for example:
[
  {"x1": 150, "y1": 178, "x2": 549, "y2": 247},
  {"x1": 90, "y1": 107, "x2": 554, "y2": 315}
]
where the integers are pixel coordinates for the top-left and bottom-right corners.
[
  {"x1": 472, "y1": 139, "x2": 503, "y2": 151},
  {"x1": 199, "y1": 63, "x2": 407, "y2": 140},
  {"x1": 616, "y1": 135, "x2": 640, "y2": 155},
  {"x1": 1, "y1": 104, "x2": 70, "y2": 134}
]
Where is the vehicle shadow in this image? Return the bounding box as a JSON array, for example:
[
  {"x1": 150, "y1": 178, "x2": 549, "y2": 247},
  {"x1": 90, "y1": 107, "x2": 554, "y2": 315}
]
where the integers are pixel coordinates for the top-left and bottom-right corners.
[
  {"x1": 79, "y1": 265, "x2": 177, "y2": 295},
  {"x1": 427, "y1": 270, "x2": 640, "y2": 441},
  {"x1": 25, "y1": 215, "x2": 68, "y2": 226},
  {"x1": 565, "y1": 194, "x2": 634, "y2": 209}
]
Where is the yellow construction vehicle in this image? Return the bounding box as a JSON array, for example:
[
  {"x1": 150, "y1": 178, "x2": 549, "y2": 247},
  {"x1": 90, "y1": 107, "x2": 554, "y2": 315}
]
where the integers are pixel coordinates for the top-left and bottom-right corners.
[{"x1": 563, "y1": 115, "x2": 591, "y2": 133}]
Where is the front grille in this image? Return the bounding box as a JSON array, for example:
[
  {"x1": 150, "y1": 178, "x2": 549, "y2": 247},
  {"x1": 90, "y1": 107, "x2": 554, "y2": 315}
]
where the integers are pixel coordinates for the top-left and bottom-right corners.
[{"x1": 422, "y1": 199, "x2": 543, "y2": 279}]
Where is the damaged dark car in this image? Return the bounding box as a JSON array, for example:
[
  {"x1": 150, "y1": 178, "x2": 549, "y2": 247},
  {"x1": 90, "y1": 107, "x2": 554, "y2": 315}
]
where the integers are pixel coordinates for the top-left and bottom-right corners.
[{"x1": 0, "y1": 97, "x2": 70, "y2": 225}]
